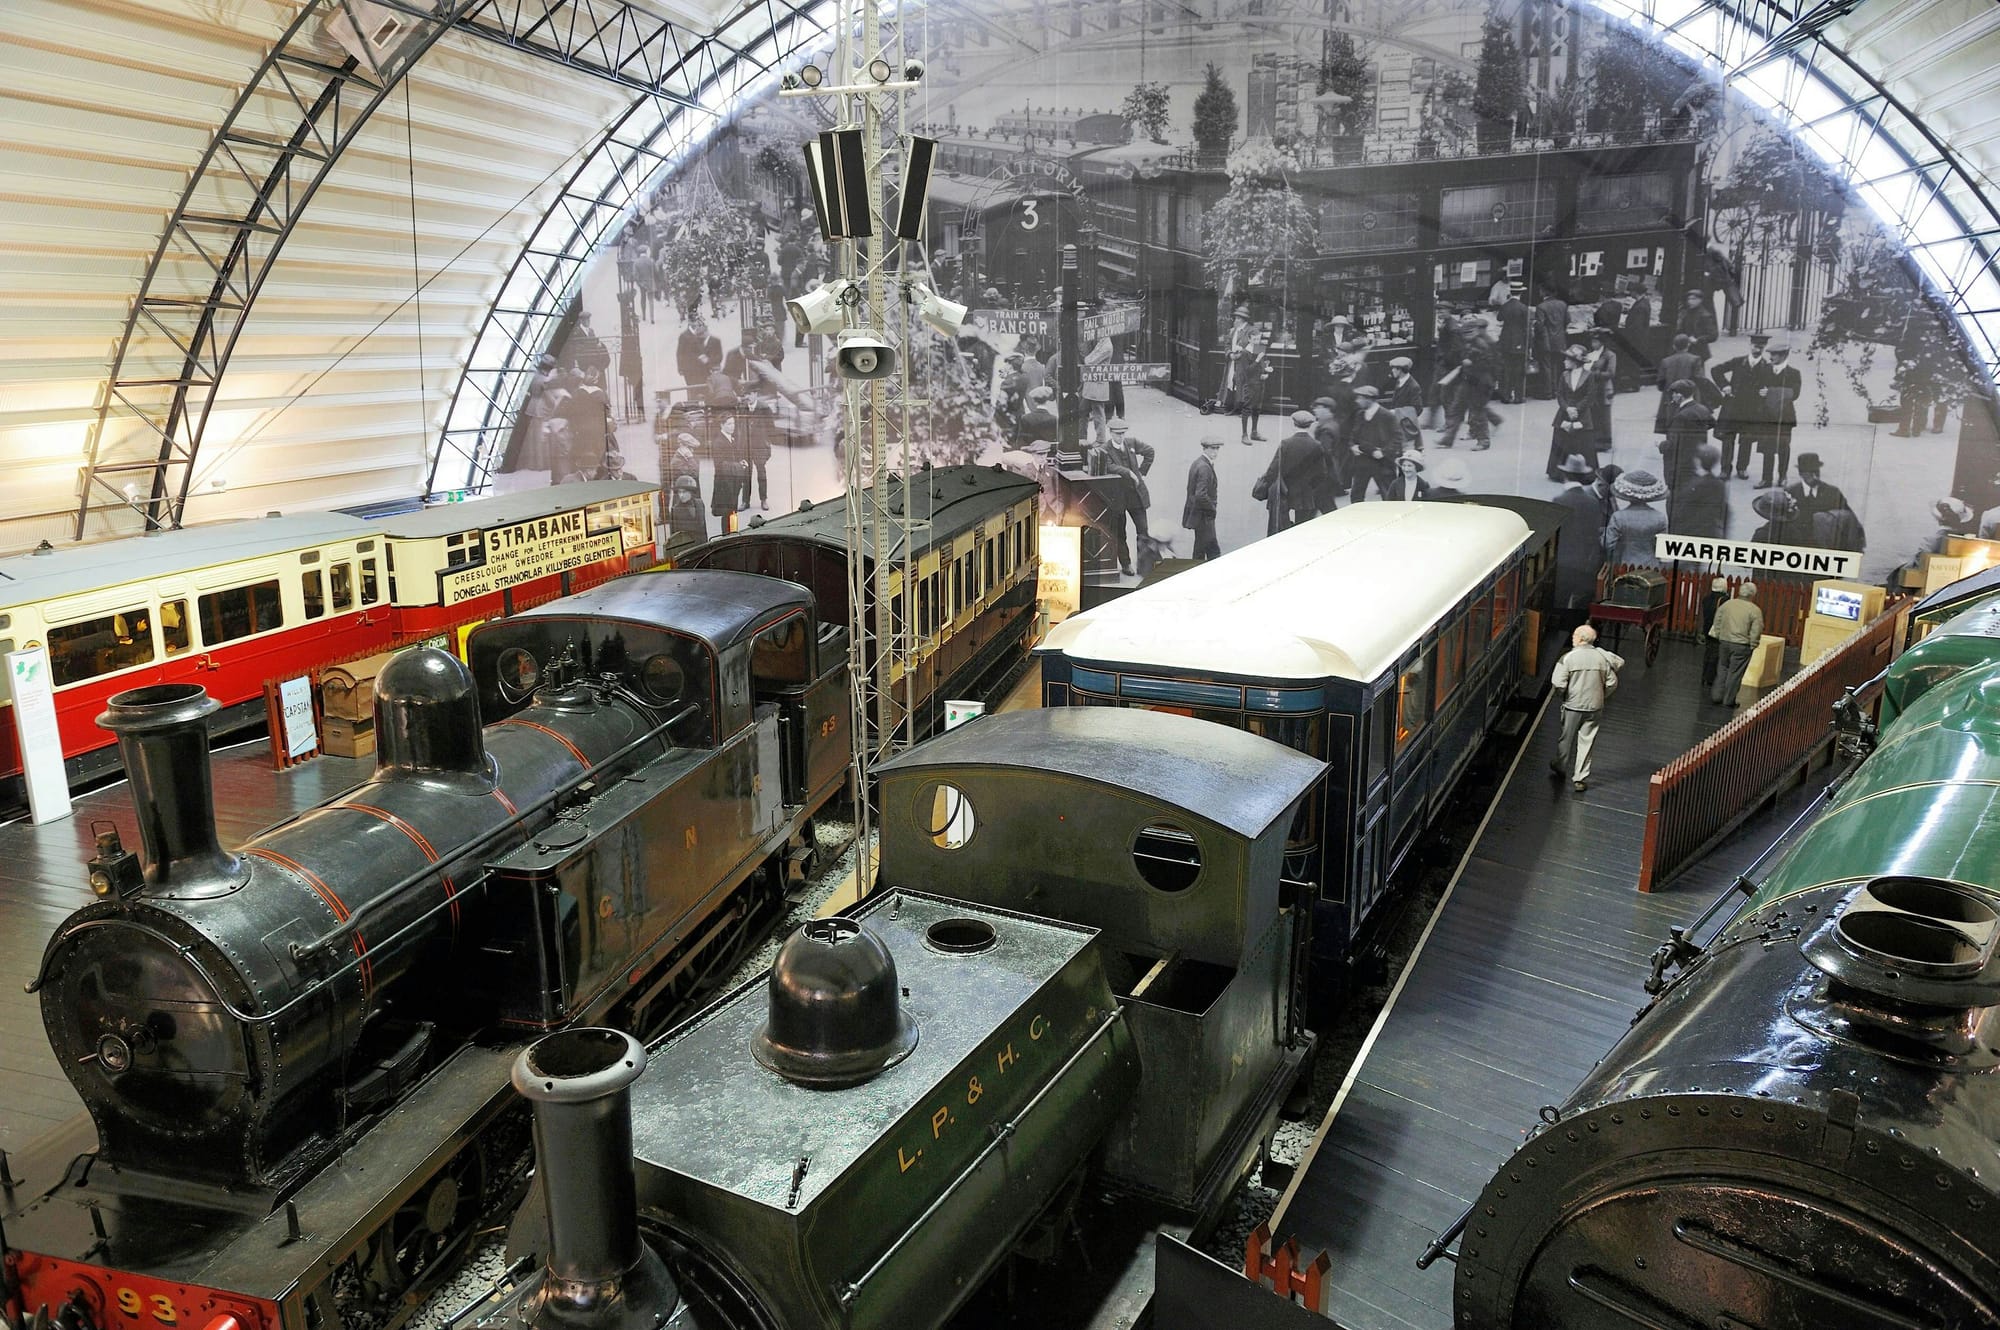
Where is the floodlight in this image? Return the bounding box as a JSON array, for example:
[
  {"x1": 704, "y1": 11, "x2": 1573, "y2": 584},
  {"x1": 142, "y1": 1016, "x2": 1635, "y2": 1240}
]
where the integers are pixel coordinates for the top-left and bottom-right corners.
[
  {"x1": 903, "y1": 58, "x2": 925, "y2": 82},
  {"x1": 868, "y1": 57, "x2": 893, "y2": 82},
  {"x1": 835, "y1": 329, "x2": 897, "y2": 381},
  {"x1": 910, "y1": 283, "x2": 967, "y2": 337},
  {"x1": 799, "y1": 63, "x2": 824, "y2": 88},
  {"x1": 786, "y1": 279, "x2": 853, "y2": 336}
]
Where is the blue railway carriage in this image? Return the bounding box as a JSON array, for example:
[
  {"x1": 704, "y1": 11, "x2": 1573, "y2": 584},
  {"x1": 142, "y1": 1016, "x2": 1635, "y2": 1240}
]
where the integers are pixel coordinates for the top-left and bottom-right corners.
[{"x1": 1036, "y1": 501, "x2": 1546, "y2": 998}]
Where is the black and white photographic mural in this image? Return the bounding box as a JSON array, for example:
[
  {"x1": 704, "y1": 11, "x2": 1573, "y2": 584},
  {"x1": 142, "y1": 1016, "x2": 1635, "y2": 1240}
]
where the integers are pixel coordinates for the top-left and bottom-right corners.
[{"x1": 493, "y1": 0, "x2": 1998, "y2": 595}]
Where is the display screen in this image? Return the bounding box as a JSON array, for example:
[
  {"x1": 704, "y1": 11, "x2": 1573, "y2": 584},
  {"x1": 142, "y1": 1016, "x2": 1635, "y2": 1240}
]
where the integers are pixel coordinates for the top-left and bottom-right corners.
[{"x1": 1816, "y1": 587, "x2": 1864, "y2": 622}]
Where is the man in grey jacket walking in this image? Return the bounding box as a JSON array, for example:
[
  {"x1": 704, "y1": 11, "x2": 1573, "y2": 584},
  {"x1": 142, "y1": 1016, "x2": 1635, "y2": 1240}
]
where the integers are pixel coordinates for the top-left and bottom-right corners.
[{"x1": 1550, "y1": 623, "x2": 1624, "y2": 791}]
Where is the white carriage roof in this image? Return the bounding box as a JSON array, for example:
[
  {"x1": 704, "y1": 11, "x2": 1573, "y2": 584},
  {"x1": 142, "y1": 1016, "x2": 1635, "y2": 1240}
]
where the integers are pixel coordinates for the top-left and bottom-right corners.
[
  {"x1": 1039, "y1": 503, "x2": 1531, "y2": 685},
  {"x1": 0, "y1": 512, "x2": 373, "y2": 612},
  {"x1": 369, "y1": 481, "x2": 657, "y2": 539}
]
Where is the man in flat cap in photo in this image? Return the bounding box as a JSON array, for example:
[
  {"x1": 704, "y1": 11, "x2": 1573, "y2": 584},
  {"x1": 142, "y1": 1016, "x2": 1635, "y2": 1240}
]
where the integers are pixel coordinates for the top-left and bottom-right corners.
[{"x1": 1347, "y1": 385, "x2": 1401, "y2": 503}]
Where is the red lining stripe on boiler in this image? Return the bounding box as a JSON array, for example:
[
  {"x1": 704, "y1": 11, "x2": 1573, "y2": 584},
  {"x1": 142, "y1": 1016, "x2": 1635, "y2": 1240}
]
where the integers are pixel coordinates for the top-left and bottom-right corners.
[
  {"x1": 495, "y1": 718, "x2": 592, "y2": 768},
  {"x1": 344, "y1": 803, "x2": 460, "y2": 929},
  {"x1": 246, "y1": 847, "x2": 373, "y2": 992}
]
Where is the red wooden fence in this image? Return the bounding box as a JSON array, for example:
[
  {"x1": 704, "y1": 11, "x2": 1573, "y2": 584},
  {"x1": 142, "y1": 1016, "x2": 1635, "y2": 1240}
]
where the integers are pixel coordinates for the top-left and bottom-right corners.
[
  {"x1": 1635, "y1": 597, "x2": 1908, "y2": 892},
  {"x1": 1600, "y1": 563, "x2": 1817, "y2": 648}
]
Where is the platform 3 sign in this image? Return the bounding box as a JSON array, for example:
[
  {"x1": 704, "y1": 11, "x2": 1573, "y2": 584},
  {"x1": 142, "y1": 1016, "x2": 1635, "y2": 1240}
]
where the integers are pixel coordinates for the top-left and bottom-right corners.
[
  {"x1": 1655, "y1": 535, "x2": 1861, "y2": 580},
  {"x1": 7, "y1": 647, "x2": 71, "y2": 824},
  {"x1": 439, "y1": 513, "x2": 622, "y2": 606}
]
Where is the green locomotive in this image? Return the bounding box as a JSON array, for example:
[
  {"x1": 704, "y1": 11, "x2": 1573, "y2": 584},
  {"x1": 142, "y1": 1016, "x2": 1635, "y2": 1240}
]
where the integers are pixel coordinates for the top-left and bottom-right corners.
[
  {"x1": 1742, "y1": 585, "x2": 2000, "y2": 915},
  {"x1": 1454, "y1": 581, "x2": 2000, "y2": 1329}
]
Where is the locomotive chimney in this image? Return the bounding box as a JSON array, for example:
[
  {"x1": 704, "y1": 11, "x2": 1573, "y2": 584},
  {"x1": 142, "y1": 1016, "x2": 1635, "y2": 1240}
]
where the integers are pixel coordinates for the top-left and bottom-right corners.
[
  {"x1": 97, "y1": 684, "x2": 247, "y2": 898},
  {"x1": 511, "y1": 1029, "x2": 685, "y2": 1330},
  {"x1": 1804, "y1": 876, "x2": 2000, "y2": 1054},
  {"x1": 372, "y1": 647, "x2": 494, "y2": 787}
]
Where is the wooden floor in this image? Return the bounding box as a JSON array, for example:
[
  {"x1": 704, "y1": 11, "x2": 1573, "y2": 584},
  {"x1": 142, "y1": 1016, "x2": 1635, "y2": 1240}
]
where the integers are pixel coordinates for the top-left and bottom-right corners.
[
  {"x1": 0, "y1": 743, "x2": 371, "y2": 1155},
  {"x1": 1271, "y1": 639, "x2": 1799, "y2": 1330}
]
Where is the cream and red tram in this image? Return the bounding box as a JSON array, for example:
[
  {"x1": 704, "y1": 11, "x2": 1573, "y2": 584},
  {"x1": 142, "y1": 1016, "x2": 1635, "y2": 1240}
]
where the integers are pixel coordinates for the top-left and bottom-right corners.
[
  {"x1": 0, "y1": 482, "x2": 656, "y2": 805},
  {"x1": 1037, "y1": 500, "x2": 1560, "y2": 1005}
]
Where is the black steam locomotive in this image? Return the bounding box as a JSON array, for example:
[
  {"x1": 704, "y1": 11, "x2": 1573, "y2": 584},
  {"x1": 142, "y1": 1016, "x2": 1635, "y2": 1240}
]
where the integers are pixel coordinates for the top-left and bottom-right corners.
[
  {"x1": 457, "y1": 706, "x2": 1329, "y2": 1330},
  {"x1": 5, "y1": 570, "x2": 852, "y2": 1330}
]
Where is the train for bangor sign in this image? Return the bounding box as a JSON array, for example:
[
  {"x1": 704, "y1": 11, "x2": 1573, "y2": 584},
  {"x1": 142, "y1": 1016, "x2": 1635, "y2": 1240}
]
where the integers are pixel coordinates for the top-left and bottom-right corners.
[
  {"x1": 1654, "y1": 535, "x2": 1861, "y2": 579},
  {"x1": 440, "y1": 512, "x2": 622, "y2": 605}
]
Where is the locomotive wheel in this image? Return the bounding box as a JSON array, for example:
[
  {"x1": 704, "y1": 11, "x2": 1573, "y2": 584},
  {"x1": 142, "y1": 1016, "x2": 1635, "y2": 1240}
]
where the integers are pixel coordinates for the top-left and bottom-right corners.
[
  {"x1": 338, "y1": 1142, "x2": 489, "y2": 1327},
  {"x1": 388, "y1": 1145, "x2": 486, "y2": 1286}
]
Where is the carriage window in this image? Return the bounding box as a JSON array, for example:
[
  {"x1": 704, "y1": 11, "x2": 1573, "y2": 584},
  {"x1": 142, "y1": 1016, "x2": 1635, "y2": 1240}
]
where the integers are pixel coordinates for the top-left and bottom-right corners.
[
  {"x1": 1367, "y1": 696, "x2": 1391, "y2": 788},
  {"x1": 1491, "y1": 568, "x2": 1517, "y2": 639},
  {"x1": 1467, "y1": 594, "x2": 1492, "y2": 650},
  {"x1": 983, "y1": 540, "x2": 994, "y2": 593},
  {"x1": 197, "y1": 579, "x2": 283, "y2": 645},
  {"x1": 891, "y1": 593, "x2": 905, "y2": 645},
  {"x1": 48, "y1": 608, "x2": 156, "y2": 687},
  {"x1": 302, "y1": 570, "x2": 325, "y2": 619},
  {"x1": 951, "y1": 563, "x2": 962, "y2": 620},
  {"x1": 330, "y1": 563, "x2": 353, "y2": 612},
  {"x1": 160, "y1": 600, "x2": 190, "y2": 655},
  {"x1": 917, "y1": 580, "x2": 932, "y2": 640},
  {"x1": 1395, "y1": 656, "x2": 1430, "y2": 754},
  {"x1": 361, "y1": 557, "x2": 380, "y2": 604},
  {"x1": 750, "y1": 616, "x2": 810, "y2": 687},
  {"x1": 1435, "y1": 620, "x2": 1465, "y2": 709}
]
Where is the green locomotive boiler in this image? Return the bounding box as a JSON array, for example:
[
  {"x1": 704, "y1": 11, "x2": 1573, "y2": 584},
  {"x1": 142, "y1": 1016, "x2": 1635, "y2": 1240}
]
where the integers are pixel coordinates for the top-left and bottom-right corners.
[{"x1": 1454, "y1": 583, "x2": 2000, "y2": 1329}]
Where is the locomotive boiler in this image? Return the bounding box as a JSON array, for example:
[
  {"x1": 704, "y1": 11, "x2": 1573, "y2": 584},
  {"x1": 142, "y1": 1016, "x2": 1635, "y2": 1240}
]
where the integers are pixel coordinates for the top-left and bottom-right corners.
[
  {"x1": 1451, "y1": 592, "x2": 2000, "y2": 1328},
  {"x1": 6, "y1": 570, "x2": 850, "y2": 1330},
  {"x1": 465, "y1": 707, "x2": 1328, "y2": 1330}
]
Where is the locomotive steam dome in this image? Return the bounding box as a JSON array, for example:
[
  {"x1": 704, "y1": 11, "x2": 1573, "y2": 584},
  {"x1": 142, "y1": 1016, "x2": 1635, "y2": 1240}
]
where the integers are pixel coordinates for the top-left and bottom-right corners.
[
  {"x1": 754, "y1": 918, "x2": 918, "y2": 1086},
  {"x1": 373, "y1": 646, "x2": 495, "y2": 785}
]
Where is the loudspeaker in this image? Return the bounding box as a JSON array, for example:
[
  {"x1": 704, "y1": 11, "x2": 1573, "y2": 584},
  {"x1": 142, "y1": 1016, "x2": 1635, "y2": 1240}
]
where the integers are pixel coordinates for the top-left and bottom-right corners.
[
  {"x1": 894, "y1": 136, "x2": 937, "y2": 241},
  {"x1": 835, "y1": 329, "x2": 897, "y2": 381},
  {"x1": 802, "y1": 138, "x2": 837, "y2": 241}
]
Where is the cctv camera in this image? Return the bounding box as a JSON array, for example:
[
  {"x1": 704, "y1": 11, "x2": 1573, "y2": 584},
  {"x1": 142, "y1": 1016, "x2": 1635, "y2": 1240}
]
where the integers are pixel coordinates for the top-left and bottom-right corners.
[
  {"x1": 903, "y1": 58, "x2": 925, "y2": 82},
  {"x1": 786, "y1": 279, "x2": 853, "y2": 336},
  {"x1": 835, "y1": 329, "x2": 897, "y2": 381},
  {"x1": 909, "y1": 283, "x2": 967, "y2": 337}
]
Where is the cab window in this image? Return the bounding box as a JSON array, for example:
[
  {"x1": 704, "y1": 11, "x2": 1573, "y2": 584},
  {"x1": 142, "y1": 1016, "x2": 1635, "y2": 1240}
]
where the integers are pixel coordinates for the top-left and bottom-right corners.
[
  {"x1": 48, "y1": 608, "x2": 155, "y2": 687},
  {"x1": 750, "y1": 616, "x2": 810, "y2": 688}
]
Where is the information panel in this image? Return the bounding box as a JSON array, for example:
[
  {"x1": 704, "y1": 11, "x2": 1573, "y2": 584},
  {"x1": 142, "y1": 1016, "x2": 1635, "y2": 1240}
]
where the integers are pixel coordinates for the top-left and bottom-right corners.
[{"x1": 7, "y1": 647, "x2": 71, "y2": 824}]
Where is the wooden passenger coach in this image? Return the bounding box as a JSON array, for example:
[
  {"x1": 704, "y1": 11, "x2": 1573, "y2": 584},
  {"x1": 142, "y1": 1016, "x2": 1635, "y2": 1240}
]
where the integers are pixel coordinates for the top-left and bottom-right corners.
[
  {"x1": 0, "y1": 482, "x2": 656, "y2": 804},
  {"x1": 1037, "y1": 500, "x2": 1559, "y2": 1000},
  {"x1": 673, "y1": 465, "x2": 1040, "y2": 740}
]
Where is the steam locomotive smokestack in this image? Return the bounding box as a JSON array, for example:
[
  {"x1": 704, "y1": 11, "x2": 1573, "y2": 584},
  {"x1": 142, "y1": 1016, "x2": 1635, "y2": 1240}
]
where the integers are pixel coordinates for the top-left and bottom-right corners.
[
  {"x1": 512, "y1": 1029, "x2": 685, "y2": 1330},
  {"x1": 97, "y1": 684, "x2": 247, "y2": 898}
]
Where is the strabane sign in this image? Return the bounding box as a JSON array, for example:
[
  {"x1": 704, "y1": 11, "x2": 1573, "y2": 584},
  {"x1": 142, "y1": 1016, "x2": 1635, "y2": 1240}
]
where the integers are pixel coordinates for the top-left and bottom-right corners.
[{"x1": 1654, "y1": 535, "x2": 1861, "y2": 579}]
